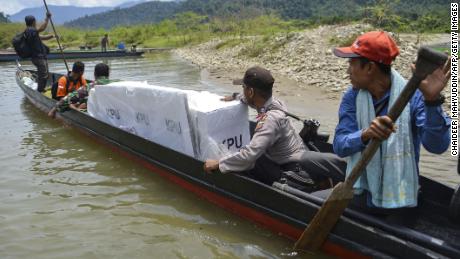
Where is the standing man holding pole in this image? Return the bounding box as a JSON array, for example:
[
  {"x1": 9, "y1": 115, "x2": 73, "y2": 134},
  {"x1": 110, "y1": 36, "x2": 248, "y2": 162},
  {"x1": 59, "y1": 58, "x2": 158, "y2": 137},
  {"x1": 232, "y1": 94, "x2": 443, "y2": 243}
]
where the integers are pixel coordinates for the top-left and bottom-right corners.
[
  {"x1": 24, "y1": 13, "x2": 54, "y2": 92},
  {"x1": 294, "y1": 32, "x2": 450, "y2": 251}
]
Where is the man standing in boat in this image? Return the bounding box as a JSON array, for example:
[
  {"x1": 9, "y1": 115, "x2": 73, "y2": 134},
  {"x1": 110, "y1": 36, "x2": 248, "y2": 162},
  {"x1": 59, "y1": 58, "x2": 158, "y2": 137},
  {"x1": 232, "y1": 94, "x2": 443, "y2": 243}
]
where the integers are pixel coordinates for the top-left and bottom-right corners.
[
  {"x1": 24, "y1": 13, "x2": 55, "y2": 93},
  {"x1": 204, "y1": 66, "x2": 346, "y2": 188},
  {"x1": 332, "y1": 31, "x2": 451, "y2": 212},
  {"x1": 101, "y1": 34, "x2": 109, "y2": 52}
]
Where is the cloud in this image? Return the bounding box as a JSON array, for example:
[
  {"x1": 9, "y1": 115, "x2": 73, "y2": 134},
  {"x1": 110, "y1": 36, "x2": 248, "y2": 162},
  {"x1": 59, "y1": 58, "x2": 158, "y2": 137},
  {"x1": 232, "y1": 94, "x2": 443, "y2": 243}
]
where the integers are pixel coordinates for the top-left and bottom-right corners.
[{"x1": 0, "y1": 0, "x2": 139, "y2": 15}]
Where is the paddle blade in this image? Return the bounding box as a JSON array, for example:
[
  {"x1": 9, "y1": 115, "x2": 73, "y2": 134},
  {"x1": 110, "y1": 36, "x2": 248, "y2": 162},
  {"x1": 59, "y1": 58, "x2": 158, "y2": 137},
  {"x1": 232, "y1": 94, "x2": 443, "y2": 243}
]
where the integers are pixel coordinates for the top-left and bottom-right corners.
[{"x1": 294, "y1": 182, "x2": 354, "y2": 251}]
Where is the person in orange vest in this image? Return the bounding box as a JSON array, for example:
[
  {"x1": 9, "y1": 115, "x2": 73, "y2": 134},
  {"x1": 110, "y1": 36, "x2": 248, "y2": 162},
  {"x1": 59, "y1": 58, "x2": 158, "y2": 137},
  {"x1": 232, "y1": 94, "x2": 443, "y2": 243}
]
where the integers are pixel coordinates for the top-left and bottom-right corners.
[
  {"x1": 48, "y1": 61, "x2": 87, "y2": 118},
  {"x1": 56, "y1": 61, "x2": 87, "y2": 99}
]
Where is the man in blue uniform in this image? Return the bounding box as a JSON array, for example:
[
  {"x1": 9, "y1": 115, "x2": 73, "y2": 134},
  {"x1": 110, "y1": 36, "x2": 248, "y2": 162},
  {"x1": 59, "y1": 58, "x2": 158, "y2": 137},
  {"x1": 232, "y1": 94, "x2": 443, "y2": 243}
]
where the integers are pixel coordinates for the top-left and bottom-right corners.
[{"x1": 332, "y1": 31, "x2": 451, "y2": 211}]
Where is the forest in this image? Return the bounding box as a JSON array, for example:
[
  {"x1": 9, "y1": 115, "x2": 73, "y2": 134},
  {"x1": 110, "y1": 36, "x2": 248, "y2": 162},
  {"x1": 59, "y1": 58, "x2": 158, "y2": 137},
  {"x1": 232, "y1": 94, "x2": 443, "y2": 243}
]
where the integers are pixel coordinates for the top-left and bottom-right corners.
[
  {"x1": 0, "y1": 0, "x2": 451, "y2": 50},
  {"x1": 67, "y1": 0, "x2": 449, "y2": 32}
]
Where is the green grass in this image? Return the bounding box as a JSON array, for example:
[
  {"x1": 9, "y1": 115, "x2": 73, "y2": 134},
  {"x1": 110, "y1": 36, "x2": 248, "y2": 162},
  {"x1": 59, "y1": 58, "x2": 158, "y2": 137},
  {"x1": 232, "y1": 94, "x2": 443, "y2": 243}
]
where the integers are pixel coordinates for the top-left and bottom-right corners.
[
  {"x1": 0, "y1": 10, "x2": 449, "y2": 56},
  {"x1": 328, "y1": 32, "x2": 363, "y2": 47},
  {"x1": 239, "y1": 40, "x2": 265, "y2": 58},
  {"x1": 0, "y1": 23, "x2": 23, "y2": 48},
  {"x1": 433, "y1": 47, "x2": 450, "y2": 55},
  {"x1": 215, "y1": 38, "x2": 244, "y2": 50},
  {"x1": 0, "y1": 14, "x2": 321, "y2": 51}
]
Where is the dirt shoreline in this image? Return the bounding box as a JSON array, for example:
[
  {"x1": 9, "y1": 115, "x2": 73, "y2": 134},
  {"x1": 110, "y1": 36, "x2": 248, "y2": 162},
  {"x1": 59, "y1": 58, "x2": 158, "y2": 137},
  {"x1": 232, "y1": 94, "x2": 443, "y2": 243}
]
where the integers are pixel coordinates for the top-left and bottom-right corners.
[
  {"x1": 174, "y1": 23, "x2": 451, "y2": 118},
  {"x1": 197, "y1": 63, "x2": 460, "y2": 188},
  {"x1": 197, "y1": 65, "x2": 342, "y2": 134},
  {"x1": 174, "y1": 24, "x2": 459, "y2": 186}
]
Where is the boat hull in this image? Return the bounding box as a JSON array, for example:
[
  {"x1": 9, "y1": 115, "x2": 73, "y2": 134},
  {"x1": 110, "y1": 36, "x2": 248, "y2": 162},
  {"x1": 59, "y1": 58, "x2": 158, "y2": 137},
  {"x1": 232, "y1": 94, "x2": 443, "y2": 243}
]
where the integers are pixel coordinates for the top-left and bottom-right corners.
[{"x1": 15, "y1": 68, "x2": 460, "y2": 259}]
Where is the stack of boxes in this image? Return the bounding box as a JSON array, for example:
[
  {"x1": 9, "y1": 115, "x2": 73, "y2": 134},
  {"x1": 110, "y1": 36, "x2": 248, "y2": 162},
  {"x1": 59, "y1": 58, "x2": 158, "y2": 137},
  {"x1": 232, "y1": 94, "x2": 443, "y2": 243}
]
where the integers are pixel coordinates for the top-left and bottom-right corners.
[{"x1": 88, "y1": 81, "x2": 249, "y2": 160}]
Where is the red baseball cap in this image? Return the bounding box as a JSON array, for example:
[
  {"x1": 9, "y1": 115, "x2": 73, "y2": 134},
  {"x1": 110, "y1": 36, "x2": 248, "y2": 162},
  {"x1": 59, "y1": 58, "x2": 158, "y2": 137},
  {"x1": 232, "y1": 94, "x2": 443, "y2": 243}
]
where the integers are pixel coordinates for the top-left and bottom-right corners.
[{"x1": 333, "y1": 31, "x2": 400, "y2": 65}]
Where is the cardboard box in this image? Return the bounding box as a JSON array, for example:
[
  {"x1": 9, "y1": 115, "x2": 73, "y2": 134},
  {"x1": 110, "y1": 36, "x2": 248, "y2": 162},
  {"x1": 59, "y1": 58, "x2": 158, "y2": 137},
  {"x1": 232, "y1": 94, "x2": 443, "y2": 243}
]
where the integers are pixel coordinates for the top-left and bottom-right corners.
[
  {"x1": 88, "y1": 81, "x2": 196, "y2": 157},
  {"x1": 88, "y1": 82, "x2": 249, "y2": 160},
  {"x1": 187, "y1": 91, "x2": 250, "y2": 160}
]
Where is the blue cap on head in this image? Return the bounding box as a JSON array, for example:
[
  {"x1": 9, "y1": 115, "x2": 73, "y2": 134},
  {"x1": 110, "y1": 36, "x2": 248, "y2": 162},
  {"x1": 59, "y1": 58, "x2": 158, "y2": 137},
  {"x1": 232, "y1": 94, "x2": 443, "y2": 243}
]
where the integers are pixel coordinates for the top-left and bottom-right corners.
[{"x1": 25, "y1": 15, "x2": 36, "y2": 26}]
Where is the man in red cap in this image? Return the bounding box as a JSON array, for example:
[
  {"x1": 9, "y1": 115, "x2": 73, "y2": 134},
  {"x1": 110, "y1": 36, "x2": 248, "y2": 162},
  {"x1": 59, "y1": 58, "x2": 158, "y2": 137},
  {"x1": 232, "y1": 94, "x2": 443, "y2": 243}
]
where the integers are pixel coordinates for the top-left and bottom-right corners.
[{"x1": 332, "y1": 31, "x2": 451, "y2": 212}]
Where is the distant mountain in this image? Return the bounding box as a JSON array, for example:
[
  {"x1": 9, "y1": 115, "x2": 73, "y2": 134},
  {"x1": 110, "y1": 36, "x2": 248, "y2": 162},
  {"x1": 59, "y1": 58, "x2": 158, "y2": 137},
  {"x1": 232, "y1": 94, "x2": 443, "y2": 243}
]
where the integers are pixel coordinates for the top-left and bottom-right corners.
[
  {"x1": 65, "y1": 0, "x2": 450, "y2": 29},
  {"x1": 65, "y1": 1, "x2": 181, "y2": 29},
  {"x1": 9, "y1": 5, "x2": 112, "y2": 24},
  {"x1": 66, "y1": 0, "x2": 361, "y2": 29},
  {"x1": 117, "y1": 1, "x2": 152, "y2": 9},
  {"x1": 8, "y1": 1, "x2": 162, "y2": 25}
]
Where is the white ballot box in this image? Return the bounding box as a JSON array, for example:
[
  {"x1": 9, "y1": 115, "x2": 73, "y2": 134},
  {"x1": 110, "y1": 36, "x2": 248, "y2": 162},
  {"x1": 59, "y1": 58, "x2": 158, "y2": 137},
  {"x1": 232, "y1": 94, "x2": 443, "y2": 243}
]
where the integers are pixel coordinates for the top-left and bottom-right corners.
[
  {"x1": 88, "y1": 82, "x2": 250, "y2": 160},
  {"x1": 88, "y1": 81, "x2": 196, "y2": 157}
]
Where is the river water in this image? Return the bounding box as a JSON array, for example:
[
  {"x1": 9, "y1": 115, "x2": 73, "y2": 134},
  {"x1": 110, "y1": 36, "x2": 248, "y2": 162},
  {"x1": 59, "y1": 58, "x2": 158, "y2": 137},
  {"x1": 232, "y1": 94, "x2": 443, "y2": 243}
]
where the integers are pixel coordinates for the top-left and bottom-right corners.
[
  {"x1": 0, "y1": 53, "x2": 333, "y2": 259},
  {"x1": 0, "y1": 52, "x2": 458, "y2": 259}
]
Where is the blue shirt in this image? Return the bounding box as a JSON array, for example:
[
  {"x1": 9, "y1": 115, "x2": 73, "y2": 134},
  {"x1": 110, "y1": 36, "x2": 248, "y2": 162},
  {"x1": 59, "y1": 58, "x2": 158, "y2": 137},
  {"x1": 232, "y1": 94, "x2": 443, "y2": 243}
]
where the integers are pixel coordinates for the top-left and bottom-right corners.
[{"x1": 333, "y1": 87, "x2": 451, "y2": 166}]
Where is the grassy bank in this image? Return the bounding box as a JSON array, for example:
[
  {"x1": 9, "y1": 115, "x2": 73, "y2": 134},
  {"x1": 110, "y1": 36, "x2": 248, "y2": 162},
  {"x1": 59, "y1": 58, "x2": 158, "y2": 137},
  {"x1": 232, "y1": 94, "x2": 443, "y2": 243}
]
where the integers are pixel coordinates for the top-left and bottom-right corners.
[
  {"x1": 0, "y1": 8, "x2": 449, "y2": 52},
  {"x1": 0, "y1": 14, "x2": 304, "y2": 50}
]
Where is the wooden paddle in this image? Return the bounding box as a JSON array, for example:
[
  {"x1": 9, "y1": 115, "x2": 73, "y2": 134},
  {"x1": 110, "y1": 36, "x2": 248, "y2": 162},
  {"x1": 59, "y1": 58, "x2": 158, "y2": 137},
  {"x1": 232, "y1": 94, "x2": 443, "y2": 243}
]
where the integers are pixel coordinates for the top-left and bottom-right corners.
[
  {"x1": 294, "y1": 47, "x2": 448, "y2": 251},
  {"x1": 43, "y1": 0, "x2": 70, "y2": 73}
]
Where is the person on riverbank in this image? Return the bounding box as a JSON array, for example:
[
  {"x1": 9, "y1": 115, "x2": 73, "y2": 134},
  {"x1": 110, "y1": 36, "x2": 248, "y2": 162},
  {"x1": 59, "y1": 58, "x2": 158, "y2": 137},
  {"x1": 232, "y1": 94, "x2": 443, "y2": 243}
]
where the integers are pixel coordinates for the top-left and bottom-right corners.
[
  {"x1": 332, "y1": 31, "x2": 451, "y2": 212},
  {"x1": 24, "y1": 13, "x2": 55, "y2": 93},
  {"x1": 203, "y1": 66, "x2": 346, "y2": 189},
  {"x1": 101, "y1": 34, "x2": 109, "y2": 52}
]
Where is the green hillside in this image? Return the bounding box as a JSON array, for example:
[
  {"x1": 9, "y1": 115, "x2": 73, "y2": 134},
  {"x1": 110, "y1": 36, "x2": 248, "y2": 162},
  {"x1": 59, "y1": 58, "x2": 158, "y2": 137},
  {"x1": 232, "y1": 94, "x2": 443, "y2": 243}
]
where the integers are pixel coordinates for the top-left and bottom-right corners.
[
  {"x1": 0, "y1": 0, "x2": 450, "y2": 50},
  {"x1": 65, "y1": 1, "x2": 181, "y2": 29},
  {"x1": 66, "y1": 0, "x2": 450, "y2": 32}
]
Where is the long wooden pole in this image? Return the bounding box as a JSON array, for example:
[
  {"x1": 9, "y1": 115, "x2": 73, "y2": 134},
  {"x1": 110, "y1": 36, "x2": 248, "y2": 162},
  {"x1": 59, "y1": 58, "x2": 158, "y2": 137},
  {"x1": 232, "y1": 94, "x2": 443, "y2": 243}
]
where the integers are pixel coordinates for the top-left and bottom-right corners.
[
  {"x1": 43, "y1": 0, "x2": 69, "y2": 73},
  {"x1": 294, "y1": 47, "x2": 448, "y2": 252}
]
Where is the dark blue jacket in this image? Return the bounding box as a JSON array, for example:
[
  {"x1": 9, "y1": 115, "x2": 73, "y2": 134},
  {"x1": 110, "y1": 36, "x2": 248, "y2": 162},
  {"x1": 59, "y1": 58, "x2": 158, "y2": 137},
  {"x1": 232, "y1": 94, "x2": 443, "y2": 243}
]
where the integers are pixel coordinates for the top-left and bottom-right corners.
[
  {"x1": 333, "y1": 86, "x2": 451, "y2": 167},
  {"x1": 24, "y1": 27, "x2": 49, "y2": 58}
]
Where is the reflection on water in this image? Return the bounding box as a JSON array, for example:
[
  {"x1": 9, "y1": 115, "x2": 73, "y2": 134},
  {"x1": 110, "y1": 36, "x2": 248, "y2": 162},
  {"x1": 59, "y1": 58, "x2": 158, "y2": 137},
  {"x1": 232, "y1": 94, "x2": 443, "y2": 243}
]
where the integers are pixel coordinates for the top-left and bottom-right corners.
[{"x1": 0, "y1": 54, "x2": 331, "y2": 259}]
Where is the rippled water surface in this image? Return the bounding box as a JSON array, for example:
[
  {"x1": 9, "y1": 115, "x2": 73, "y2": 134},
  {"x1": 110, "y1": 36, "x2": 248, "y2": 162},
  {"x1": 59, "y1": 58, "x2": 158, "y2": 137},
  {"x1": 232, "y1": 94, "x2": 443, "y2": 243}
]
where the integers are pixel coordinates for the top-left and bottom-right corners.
[
  {"x1": 0, "y1": 52, "x2": 457, "y2": 259},
  {"x1": 0, "y1": 54, "x2": 334, "y2": 259}
]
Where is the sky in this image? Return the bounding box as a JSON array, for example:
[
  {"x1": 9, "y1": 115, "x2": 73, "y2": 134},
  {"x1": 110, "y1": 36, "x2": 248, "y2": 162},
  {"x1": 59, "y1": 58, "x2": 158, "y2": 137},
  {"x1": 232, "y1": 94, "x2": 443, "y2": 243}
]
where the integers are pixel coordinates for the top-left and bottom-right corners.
[{"x1": 0, "y1": 0, "x2": 167, "y2": 15}]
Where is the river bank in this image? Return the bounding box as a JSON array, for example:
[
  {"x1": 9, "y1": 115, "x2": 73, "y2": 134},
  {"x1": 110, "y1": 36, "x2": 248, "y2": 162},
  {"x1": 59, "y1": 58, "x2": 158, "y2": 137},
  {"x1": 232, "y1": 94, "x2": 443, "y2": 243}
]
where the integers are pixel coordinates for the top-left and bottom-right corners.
[
  {"x1": 175, "y1": 23, "x2": 451, "y2": 112},
  {"x1": 175, "y1": 24, "x2": 459, "y2": 187}
]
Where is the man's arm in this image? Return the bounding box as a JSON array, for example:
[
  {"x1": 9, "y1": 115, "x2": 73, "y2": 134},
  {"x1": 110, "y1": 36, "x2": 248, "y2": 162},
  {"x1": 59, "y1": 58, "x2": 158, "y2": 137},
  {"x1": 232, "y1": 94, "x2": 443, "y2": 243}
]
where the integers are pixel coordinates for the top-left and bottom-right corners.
[
  {"x1": 204, "y1": 113, "x2": 278, "y2": 173},
  {"x1": 37, "y1": 12, "x2": 51, "y2": 32},
  {"x1": 221, "y1": 92, "x2": 248, "y2": 104},
  {"x1": 333, "y1": 88, "x2": 367, "y2": 157},
  {"x1": 414, "y1": 58, "x2": 451, "y2": 153},
  {"x1": 219, "y1": 114, "x2": 279, "y2": 172},
  {"x1": 40, "y1": 34, "x2": 54, "y2": 41},
  {"x1": 413, "y1": 92, "x2": 451, "y2": 153}
]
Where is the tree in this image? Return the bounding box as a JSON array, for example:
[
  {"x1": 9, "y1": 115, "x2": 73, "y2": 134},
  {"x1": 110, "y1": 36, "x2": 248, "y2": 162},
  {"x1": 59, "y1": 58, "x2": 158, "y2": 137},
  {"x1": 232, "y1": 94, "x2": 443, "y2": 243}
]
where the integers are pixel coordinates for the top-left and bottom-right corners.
[
  {"x1": 0, "y1": 12, "x2": 9, "y2": 23},
  {"x1": 174, "y1": 12, "x2": 207, "y2": 43}
]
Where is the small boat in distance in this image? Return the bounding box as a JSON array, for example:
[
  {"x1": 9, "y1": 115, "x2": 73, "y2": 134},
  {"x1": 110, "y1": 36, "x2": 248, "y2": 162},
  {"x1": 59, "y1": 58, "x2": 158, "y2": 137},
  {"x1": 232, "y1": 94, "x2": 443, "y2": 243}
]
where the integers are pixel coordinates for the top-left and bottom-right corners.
[
  {"x1": 15, "y1": 64, "x2": 460, "y2": 259},
  {"x1": 0, "y1": 49, "x2": 144, "y2": 62}
]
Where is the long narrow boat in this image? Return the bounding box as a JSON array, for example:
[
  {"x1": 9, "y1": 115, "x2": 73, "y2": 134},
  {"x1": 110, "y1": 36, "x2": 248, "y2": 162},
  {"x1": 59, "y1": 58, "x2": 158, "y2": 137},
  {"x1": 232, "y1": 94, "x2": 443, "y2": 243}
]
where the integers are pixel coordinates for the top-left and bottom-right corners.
[
  {"x1": 16, "y1": 65, "x2": 460, "y2": 258},
  {"x1": 0, "y1": 49, "x2": 143, "y2": 62}
]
